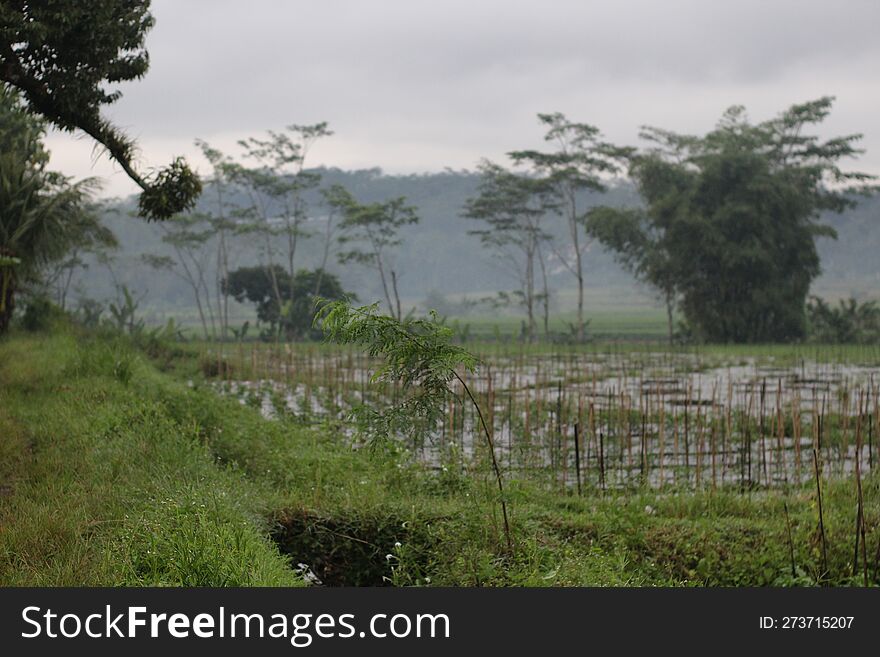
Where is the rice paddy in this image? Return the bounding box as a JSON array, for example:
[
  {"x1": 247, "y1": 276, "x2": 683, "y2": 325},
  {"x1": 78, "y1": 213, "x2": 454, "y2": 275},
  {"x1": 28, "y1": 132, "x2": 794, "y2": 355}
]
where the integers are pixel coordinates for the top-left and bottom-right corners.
[{"x1": 206, "y1": 341, "x2": 880, "y2": 494}]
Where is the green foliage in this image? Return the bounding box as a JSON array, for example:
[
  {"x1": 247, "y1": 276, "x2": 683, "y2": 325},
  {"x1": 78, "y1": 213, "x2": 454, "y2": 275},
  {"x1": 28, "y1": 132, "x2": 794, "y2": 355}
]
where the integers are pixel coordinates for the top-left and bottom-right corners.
[
  {"x1": 0, "y1": 1, "x2": 201, "y2": 220},
  {"x1": 315, "y1": 299, "x2": 513, "y2": 551},
  {"x1": 510, "y1": 113, "x2": 627, "y2": 340},
  {"x1": 0, "y1": 86, "x2": 106, "y2": 333},
  {"x1": 316, "y1": 299, "x2": 478, "y2": 447},
  {"x1": 463, "y1": 161, "x2": 554, "y2": 341},
  {"x1": 74, "y1": 298, "x2": 105, "y2": 328},
  {"x1": 137, "y1": 157, "x2": 202, "y2": 221},
  {"x1": 225, "y1": 266, "x2": 349, "y2": 340},
  {"x1": 20, "y1": 295, "x2": 66, "y2": 332},
  {"x1": 3, "y1": 332, "x2": 879, "y2": 586},
  {"x1": 107, "y1": 285, "x2": 143, "y2": 335},
  {"x1": 329, "y1": 186, "x2": 419, "y2": 320},
  {"x1": 333, "y1": 189, "x2": 419, "y2": 263},
  {"x1": 223, "y1": 123, "x2": 332, "y2": 286},
  {"x1": 0, "y1": 333, "x2": 297, "y2": 585},
  {"x1": 585, "y1": 205, "x2": 679, "y2": 341},
  {"x1": 807, "y1": 296, "x2": 880, "y2": 344},
  {"x1": 590, "y1": 98, "x2": 874, "y2": 343}
]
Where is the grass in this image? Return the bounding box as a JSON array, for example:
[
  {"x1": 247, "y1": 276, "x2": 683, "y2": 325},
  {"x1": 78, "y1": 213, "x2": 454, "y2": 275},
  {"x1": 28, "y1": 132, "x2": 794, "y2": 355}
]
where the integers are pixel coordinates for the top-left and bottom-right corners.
[
  {"x1": 0, "y1": 333, "x2": 298, "y2": 586},
  {"x1": 1, "y1": 326, "x2": 878, "y2": 586}
]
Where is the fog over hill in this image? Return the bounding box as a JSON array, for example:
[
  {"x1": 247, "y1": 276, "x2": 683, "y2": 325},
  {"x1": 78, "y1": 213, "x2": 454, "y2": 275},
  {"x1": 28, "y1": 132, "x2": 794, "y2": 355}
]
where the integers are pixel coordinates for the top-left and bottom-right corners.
[{"x1": 68, "y1": 168, "x2": 878, "y2": 325}]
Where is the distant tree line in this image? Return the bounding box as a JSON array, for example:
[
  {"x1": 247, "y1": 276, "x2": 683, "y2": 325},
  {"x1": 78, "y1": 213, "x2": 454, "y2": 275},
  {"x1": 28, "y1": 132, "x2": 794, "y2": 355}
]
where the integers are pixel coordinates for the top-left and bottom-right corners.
[{"x1": 465, "y1": 98, "x2": 875, "y2": 344}]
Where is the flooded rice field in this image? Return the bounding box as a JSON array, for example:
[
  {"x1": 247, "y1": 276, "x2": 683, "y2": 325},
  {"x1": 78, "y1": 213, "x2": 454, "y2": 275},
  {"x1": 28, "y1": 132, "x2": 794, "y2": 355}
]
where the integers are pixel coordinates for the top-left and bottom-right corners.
[{"x1": 208, "y1": 344, "x2": 880, "y2": 492}]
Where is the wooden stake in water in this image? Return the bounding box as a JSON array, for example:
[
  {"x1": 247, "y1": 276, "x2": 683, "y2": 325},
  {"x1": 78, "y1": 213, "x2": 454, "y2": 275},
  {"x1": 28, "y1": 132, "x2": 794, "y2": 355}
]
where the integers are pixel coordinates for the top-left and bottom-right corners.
[
  {"x1": 658, "y1": 384, "x2": 666, "y2": 490},
  {"x1": 813, "y1": 448, "x2": 828, "y2": 577},
  {"x1": 853, "y1": 392, "x2": 869, "y2": 586}
]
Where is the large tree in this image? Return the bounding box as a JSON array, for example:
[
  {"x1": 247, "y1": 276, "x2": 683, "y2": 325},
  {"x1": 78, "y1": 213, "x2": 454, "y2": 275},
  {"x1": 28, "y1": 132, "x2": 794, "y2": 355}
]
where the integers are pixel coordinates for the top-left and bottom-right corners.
[
  {"x1": 585, "y1": 205, "x2": 678, "y2": 343},
  {"x1": 590, "y1": 98, "x2": 873, "y2": 343},
  {"x1": 0, "y1": 0, "x2": 200, "y2": 220}
]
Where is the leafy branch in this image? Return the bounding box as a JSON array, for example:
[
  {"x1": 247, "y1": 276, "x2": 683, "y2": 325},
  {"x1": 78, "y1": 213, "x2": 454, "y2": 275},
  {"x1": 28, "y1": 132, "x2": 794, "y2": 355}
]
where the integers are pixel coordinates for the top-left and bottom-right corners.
[{"x1": 314, "y1": 299, "x2": 512, "y2": 552}]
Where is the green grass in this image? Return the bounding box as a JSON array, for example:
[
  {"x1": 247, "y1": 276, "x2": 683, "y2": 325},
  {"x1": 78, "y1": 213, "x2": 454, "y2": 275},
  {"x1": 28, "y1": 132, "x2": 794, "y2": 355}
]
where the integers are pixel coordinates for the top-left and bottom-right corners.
[
  {"x1": 0, "y1": 333, "x2": 298, "y2": 586},
  {"x1": 1, "y1": 327, "x2": 878, "y2": 586}
]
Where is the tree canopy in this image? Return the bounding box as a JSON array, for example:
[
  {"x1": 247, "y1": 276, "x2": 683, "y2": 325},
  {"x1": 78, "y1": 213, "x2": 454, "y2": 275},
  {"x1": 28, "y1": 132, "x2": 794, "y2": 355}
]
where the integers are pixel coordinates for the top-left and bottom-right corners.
[
  {"x1": 510, "y1": 113, "x2": 625, "y2": 342},
  {"x1": 225, "y1": 265, "x2": 349, "y2": 340},
  {"x1": 587, "y1": 97, "x2": 874, "y2": 343},
  {"x1": 0, "y1": 0, "x2": 201, "y2": 220},
  {"x1": 329, "y1": 186, "x2": 419, "y2": 321},
  {"x1": 463, "y1": 161, "x2": 555, "y2": 341}
]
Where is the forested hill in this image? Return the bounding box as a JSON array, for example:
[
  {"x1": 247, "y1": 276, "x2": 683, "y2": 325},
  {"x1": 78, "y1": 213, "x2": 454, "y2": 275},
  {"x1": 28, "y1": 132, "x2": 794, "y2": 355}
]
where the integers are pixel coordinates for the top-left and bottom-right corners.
[{"x1": 79, "y1": 168, "x2": 877, "y2": 319}]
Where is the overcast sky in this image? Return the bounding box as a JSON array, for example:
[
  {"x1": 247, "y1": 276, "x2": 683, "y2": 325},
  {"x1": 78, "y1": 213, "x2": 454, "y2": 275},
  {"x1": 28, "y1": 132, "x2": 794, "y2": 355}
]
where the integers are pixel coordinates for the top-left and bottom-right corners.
[{"x1": 44, "y1": 0, "x2": 880, "y2": 198}]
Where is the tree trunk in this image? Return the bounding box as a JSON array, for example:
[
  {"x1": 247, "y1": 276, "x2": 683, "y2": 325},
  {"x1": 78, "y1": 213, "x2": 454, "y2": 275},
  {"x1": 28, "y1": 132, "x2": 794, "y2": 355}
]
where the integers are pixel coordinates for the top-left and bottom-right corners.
[
  {"x1": 375, "y1": 254, "x2": 396, "y2": 321},
  {"x1": 525, "y1": 244, "x2": 536, "y2": 342},
  {"x1": 0, "y1": 268, "x2": 15, "y2": 335},
  {"x1": 391, "y1": 269, "x2": 402, "y2": 322},
  {"x1": 538, "y1": 245, "x2": 550, "y2": 338},
  {"x1": 565, "y1": 186, "x2": 585, "y2": 343}
]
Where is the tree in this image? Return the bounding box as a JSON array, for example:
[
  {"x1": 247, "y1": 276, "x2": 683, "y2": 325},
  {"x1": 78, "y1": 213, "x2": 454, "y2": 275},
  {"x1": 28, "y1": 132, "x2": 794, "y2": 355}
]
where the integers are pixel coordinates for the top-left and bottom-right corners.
[
  {"x1": 0, "y1": 1, "x2": 200, "y2": 220},
  {"x1": 315, "y1": 299, "x2": 511, "y2": 552},
  {"x1": 194, "y1": 139, "x2": 242, "y2": 341},
  {"x1": 0, "y1": 87, "x2": 103, "y2": 333},
  {"x1": 585, "y1": 206, "x2": 679, "y2": 343},
  {"x1": 39, "y1": 200, "x2": 118, "y2": 310},
  {"x1": 225, "y1": 265, "x2": 348, "y2": 340},
  {"x1": 510, "y1": 113, "x2": 625, "y2": 342},
  {"x1": 154, "y1": 214, "x2": 219, "y2": 341},
  {"x1": 592, "y1": 98, "x2": 874, "y2": 343},
  {"x1": 463, "y1": 161, "x2": 554, "y2": 342},
  {"x1": 225, "y1": 123, "x2": 333, "y2": 334},
  {"x1": 329, "y1": 187, "x2": 419, "y2": 321},
  {"x1": 806, "y1": 297, "x2": 880, "y2": 344}
]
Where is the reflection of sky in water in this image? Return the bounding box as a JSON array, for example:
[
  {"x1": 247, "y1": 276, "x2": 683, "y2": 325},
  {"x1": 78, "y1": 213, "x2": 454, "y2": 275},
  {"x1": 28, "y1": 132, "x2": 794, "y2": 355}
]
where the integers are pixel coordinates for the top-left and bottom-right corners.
[{"x1": 208, "y1": 351, "x2": 878, "y2": 490}]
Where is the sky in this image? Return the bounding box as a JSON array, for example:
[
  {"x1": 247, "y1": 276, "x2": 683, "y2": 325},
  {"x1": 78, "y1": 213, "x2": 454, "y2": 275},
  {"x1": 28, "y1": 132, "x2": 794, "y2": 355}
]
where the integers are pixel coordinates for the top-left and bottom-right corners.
[{"x1": 44, "y1": 0, "x2": 880, "y2": 199}]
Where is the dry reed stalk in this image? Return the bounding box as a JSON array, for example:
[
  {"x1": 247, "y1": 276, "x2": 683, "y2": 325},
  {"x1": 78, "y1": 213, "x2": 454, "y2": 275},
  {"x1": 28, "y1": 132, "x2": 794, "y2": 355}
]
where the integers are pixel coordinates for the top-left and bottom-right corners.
[
  {"x1": 710, "y1": 384, "x2": 718, "y2": 490},
  {"x1": 724, "y1": 378, "x2": 733, "y2": 484},
  {"x1": 561, "y1": 423, "x2": 568, "y2": 491},
  {"x1": 870, "y1": 379, "x2": 877, "y2": 471},
  {"x1": 626, "y1": 389, "x2": 633, "y2": 478},
  {"x1": 853, "y1": 392, "x2": 868, "y2": 586},
  {"x1": 641, "y1": 387, "x2": 650, "y2": 485},
  {"x1": 684, "y1": 379, "x2": 691, "y2": 477},
  {"x1": 742, "y1": 389, "x2": 755, "y2": 492},
  {"x1": 673, "y1": 409, "x2": 680, "y2": 488},
  {"x1": 793, "y1": 391, "x2": 802, "y2": 483},
  {"x1": 658, "y1": 385, "x2": 666, "y2": 490},
  {"x1": 588, "y1": 401, "x2": 596, "y2": 481},
  {"x1": 776, "y1": 379, "x2": 786, "y2": 486},
  {"x1": 759, "y1": 378, "x2": 768, "y2": 487},
  {"x1": 695, "y1": 400, "x2": 704, "y2": 489},
  {"x1": 813, "y1": 448, "x2": 828, "y2": 577}
]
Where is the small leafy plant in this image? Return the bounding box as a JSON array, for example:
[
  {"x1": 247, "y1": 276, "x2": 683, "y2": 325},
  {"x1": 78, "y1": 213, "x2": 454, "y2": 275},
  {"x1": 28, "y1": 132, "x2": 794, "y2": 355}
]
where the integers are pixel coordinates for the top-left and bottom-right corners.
[{"x1": 315, "y1": 299, "x2": 512, "y2": 551}]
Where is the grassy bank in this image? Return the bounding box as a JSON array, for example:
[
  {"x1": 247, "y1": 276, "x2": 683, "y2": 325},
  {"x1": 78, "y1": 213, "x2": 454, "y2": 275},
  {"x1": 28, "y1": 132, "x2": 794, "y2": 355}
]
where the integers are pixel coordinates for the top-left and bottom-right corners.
[{"x1": 1, "y1": 329, "x2": 877, "y2": 586}]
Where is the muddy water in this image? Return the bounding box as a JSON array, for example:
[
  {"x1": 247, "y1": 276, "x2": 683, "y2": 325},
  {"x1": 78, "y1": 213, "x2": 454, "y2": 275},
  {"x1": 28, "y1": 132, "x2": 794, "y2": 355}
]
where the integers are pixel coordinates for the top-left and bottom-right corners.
[{"x1": 212, "y1": 349, "x2": 879, "y2": 491}]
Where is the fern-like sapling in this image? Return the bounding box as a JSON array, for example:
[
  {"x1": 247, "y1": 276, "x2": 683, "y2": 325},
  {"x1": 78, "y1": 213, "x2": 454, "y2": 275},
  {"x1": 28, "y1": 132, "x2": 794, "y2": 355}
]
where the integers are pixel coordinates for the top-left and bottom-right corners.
[{"x1": 314, "y1": 299, "x2": 512, "y2": 552}]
